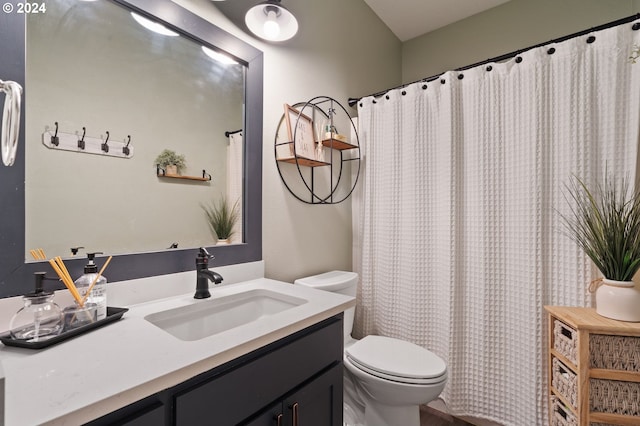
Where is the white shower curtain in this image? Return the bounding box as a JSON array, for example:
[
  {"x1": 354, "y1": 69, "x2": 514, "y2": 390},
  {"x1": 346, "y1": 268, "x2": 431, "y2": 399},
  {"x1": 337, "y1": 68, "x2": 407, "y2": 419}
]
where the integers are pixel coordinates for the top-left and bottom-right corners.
[
  {"x1": 227, "y1": 132, "x2": 243, "y2": 244},
  {"x1": 353, "y1": 22, "x2": 640, "y2": 425}
]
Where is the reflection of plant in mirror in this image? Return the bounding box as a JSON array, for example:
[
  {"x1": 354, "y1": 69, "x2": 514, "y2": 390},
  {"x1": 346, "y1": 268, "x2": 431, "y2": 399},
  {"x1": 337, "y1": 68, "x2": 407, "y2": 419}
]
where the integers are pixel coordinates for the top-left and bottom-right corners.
[
  {"x1": 154, "y1": 149, "x2": 186, "y2": 173},
  {"x1": 202, "y1": 197, "x2": 240, "y2": 241}
]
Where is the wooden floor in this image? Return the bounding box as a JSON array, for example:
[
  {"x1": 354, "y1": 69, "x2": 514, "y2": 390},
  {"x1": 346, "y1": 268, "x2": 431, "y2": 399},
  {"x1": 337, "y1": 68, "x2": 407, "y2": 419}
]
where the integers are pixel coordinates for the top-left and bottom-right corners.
[{"x1": 420, "y1": 405, "x2": 473, "y2": 426}]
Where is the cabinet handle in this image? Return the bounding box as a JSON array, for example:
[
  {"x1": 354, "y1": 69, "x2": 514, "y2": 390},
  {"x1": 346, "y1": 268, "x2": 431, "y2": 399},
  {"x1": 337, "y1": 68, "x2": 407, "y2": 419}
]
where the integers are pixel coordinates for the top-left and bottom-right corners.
[
  {"x1": 274, "y1": 413, "x2": 283, "y2": 426},
  {"x1": 291, "y1": 402, "x2": 299, "y2": 426}
]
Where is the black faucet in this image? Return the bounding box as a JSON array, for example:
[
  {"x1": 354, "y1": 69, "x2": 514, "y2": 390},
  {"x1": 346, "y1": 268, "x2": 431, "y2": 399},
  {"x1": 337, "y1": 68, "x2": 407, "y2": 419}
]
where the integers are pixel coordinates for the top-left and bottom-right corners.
[{"x1": 194, "y1": 247, "x2": 223, "y2": 299}]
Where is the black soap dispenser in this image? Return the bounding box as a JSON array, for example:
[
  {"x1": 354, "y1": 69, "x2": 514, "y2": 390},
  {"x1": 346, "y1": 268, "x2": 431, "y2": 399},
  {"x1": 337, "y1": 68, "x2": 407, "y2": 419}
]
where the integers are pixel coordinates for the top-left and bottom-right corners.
[{"x1": 9, "y1": 272, "x2": 63, "y2": 341}]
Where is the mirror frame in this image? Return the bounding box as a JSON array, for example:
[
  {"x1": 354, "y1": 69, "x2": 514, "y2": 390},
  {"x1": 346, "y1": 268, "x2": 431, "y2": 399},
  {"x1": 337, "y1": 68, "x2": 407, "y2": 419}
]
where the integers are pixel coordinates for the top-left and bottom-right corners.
[{"x1": 0, "y1": 0, "x2": 263, "y2": 298}]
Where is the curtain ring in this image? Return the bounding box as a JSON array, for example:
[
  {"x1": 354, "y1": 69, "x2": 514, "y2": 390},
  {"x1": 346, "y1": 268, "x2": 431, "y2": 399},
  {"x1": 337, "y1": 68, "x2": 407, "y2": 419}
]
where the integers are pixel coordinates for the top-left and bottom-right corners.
[{"x1": 0, "y1": 79, "x2": 23, "y2": 167}]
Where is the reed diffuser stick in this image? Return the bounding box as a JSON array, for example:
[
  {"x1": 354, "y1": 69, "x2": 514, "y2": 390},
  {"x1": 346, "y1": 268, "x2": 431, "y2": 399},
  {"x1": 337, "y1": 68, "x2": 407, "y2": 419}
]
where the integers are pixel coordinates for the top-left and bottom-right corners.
[
  {"x1": 80, "y1": 256, "x2": 112, "y2": 306},
  {"x1": 48, "y1": 259, "x2": 83, "y2": 305},
  {"x1": 55, "y1": 257, "x2": 73, "y2": 285}
]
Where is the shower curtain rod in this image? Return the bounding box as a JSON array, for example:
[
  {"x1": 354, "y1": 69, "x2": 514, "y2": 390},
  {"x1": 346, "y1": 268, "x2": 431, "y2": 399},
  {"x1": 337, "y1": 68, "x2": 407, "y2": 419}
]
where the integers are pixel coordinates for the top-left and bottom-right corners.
[
  {"x1": 224, "y1": 129, "x2": 242, "y2": 137},
  {"x1": 348, "y1": 13, "x2": 640, "y2": 108}
]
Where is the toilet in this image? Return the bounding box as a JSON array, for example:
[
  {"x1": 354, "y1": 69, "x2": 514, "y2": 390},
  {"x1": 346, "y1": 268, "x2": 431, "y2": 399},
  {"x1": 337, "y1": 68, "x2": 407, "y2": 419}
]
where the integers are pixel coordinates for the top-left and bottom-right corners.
[{"x1": 295, "y1": 271, "x2": 447, "y2": 426}]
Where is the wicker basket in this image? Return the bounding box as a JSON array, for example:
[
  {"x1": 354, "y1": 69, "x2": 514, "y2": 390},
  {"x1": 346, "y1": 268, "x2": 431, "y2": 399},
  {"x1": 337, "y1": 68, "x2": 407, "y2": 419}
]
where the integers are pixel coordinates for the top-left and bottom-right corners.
[
  {"x1": 590, "y1": 378, "x2": 640, "y2": 416},
  {"x1": 590, "y1": 334, "x2": 640, "y2": 372},
  {"x1": 554, "y1": 320, "x2": 578, "y2": 364},
  {"x1": 550, "y1": 396, "x2": 577, "y2": 426},
  {"x1": 552, "y1": 357, "x2": 577, "y2": 408}
]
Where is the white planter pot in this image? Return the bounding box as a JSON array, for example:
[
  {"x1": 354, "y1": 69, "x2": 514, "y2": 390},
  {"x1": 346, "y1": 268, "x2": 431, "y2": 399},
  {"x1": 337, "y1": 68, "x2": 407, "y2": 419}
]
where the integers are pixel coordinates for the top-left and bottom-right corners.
[
  {"x1": 595, "y1": 279, "x2": 640, "y2": 322},
  {"x1": 216, "y1": 238, "x2": 230, "y2": 245}
]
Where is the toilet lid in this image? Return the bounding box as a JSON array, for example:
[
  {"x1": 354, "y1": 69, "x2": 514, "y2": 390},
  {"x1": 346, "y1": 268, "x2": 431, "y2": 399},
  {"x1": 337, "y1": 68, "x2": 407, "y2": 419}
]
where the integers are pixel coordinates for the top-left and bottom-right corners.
[{"x1": 345, "y1": 335, "x2": 446, "y2": 383}]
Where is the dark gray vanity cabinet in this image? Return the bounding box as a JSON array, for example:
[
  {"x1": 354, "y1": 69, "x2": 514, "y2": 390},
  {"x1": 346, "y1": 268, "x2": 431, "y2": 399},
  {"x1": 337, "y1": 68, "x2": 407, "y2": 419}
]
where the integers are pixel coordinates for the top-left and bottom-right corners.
[
  {"x1": 87, "y1": 314, "x2": 343, "y2": 426},
  {"x1": 243, "y1": 363, "x2": 343, "y2": 426}
]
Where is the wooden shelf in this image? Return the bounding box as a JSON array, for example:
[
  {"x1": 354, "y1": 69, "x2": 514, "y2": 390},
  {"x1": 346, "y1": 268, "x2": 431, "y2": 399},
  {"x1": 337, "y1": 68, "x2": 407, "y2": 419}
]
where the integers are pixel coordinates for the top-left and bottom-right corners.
[
  {"x1": 277, "y1": 157, "x2": 330, "y2": 168},
  {"x1": 157, "y1": 173, "x2": 211, "y2": 182},
  {"x1": 321, "y1": 137, "x2": 358, "y2": 151}
]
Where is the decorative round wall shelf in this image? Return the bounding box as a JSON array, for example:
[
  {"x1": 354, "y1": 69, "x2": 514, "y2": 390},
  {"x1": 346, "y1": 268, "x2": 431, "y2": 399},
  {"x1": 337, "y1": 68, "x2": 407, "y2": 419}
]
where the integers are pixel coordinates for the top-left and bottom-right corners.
[{"x1": 275, "y1": 96, "x2": 361, "y2": 204}]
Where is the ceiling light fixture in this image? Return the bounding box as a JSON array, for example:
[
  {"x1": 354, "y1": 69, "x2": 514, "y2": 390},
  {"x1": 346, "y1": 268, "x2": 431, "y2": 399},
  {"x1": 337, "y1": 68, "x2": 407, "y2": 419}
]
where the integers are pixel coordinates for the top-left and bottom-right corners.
[
  {"x1": 131, "y1": 12, "x2": 179, "y2": 37},
  {"x1": 245, "y1": 0, "x2": 298, "y2": 42}
]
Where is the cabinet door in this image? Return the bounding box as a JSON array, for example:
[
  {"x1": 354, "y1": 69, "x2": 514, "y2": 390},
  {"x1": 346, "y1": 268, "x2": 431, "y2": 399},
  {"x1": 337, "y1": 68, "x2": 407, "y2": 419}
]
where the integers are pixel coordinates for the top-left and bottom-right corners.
[
  {"x1": 284, "y1": 363, "x2": 343, "y2": 426},
  {"x1": 242, "y1": 402, "x2": 283, "y2": 426},
  {"x1": 174, "y1": 317, "x2": 342, "y2": 426}
]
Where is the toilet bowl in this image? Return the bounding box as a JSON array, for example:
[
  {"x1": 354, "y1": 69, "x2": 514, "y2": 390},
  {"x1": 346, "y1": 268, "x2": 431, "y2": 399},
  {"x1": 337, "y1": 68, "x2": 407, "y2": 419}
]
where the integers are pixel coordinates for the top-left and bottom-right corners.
[{"x1": 295, "y1": 271, "x2": 447, "y2": 426}]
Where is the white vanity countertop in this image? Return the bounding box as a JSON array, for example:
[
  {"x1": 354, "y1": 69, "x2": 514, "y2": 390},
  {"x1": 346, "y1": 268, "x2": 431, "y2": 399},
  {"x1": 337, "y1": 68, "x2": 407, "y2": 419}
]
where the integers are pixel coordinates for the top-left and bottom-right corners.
[{"x1": 0, "y1": 278, "x2": 355, "y2": 426}]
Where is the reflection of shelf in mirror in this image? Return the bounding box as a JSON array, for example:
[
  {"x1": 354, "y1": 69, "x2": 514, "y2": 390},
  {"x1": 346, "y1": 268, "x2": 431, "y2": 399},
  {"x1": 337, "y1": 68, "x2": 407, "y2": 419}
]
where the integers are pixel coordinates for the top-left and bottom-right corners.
[
  {"x1": 277, "y1": 157, "x2": 330, "y2": 168},
  {"x1": 158, "y1": 174, "x2": 211, "y2": 182},
  {"x1": 321, "y1": 138, "x2": 358, "y2": 151},
  {"x1": 156, "y1": 167, "x2": 212, "y2": 182}
]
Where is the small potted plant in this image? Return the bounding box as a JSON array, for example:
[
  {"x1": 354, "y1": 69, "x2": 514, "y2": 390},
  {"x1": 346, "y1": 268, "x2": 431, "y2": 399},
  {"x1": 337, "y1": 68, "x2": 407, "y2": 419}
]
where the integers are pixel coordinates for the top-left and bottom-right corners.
[
  {"x1": 154, "y1": 149, "x2": 186, "y2": 175},
  {"x1": 561, "y1": 174, "x2": 640, "y2": 322},
  {"x1": 202, "y1": 196, "x2": 240, "y2": 244}
]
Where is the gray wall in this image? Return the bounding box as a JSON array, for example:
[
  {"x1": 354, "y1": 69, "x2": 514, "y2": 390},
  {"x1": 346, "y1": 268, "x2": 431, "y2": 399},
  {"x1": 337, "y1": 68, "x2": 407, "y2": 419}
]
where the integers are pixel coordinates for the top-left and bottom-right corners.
[
  {"x1": 172, "y1": 0, "x2": 639, "y2": 285},
  {"x1": 402, "y1": 0, "x2": 640, "y2": 84},
  {"x1": 176, "y1": 0, "x2": 402, "y2": 283}
]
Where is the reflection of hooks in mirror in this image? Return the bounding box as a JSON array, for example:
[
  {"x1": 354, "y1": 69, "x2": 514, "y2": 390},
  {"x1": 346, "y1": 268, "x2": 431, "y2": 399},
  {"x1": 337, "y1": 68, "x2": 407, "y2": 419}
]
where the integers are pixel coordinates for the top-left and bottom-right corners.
[
  {"x1": 122, "y1": 135, "x2": 131, "y2": 156},
  {"x1": 51, "y1": 122, "x2": 59, "y2": 146},
  {"x1": 167, "y1": 242, "x2": 178, "y2": 249},
  {"x1": 101, "y1": 131, "x2": 110, "y2": 153},
  {"x1": 43, "y1": 125, "x2": 134, "y2": 158},
  {"x1": 77, "y1": 127, "x2": 86, "y2": 150}
]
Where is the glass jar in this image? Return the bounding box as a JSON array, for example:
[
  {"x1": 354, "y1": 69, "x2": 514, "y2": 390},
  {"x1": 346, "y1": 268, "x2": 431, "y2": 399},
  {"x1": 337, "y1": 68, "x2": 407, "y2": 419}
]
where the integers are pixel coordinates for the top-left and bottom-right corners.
[
  {"x1": 63, "y1": 302, "x2": 97, "y2": 331},
  {"x1": 10, "y1": 292, "x2": 63, "y2": 341}
]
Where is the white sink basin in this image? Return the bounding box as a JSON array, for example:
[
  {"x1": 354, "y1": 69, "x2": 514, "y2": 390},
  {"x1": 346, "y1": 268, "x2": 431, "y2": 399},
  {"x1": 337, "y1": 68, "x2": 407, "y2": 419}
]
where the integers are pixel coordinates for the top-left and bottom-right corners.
[{"x1": 144, "y1": 289, "x2": 307, "y2": 341}]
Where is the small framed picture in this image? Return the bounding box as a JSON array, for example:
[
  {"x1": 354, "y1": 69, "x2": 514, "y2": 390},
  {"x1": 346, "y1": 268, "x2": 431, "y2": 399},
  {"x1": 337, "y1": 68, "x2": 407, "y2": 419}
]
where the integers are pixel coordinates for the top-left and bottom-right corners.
[{"x1": 283, "y1": 104, "x2": 316, "y2": 161}]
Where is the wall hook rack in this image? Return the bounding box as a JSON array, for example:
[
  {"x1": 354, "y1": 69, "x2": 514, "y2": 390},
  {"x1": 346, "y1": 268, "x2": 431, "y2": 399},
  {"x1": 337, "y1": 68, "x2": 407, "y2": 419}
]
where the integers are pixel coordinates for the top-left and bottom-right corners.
[{"x1": 42, "y1": 124, "x2": 134, "y2": 159}]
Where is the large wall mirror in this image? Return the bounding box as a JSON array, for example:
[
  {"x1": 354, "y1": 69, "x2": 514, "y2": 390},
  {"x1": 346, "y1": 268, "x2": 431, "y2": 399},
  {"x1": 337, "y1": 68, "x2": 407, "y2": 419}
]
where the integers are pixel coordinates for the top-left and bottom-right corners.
[{"x1": 0, "y1": 0, "x2": 263, "y2": 298}]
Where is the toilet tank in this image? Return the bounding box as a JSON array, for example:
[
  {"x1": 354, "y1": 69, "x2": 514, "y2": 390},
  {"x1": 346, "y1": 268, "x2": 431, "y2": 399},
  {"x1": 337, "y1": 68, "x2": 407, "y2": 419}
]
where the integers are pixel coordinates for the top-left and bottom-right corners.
[{"x1": 294, "y1": 271, "x2": 358, "y2": 340}]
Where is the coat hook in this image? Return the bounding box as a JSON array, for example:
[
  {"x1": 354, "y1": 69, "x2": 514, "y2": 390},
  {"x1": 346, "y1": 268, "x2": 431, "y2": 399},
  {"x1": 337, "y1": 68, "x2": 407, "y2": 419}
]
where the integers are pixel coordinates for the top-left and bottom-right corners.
[
  {"x1": 77, "y1": 127, "x2": 86, "y2": 150},
  {"x1": 101, "y1": 131, "x2": 110, "y2": 153},
  {"x1": 122, "y1": 135, "x2": 131, "y2": 156},
  {"x1": 51, "y1": 122, "x2": 59, "y2": 146}
]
